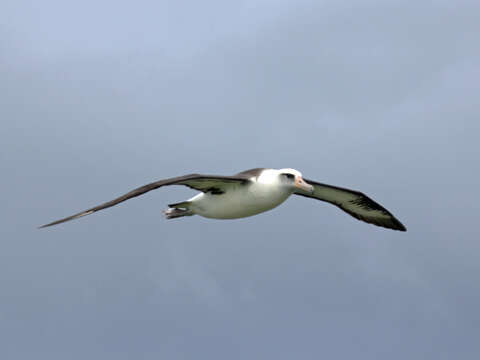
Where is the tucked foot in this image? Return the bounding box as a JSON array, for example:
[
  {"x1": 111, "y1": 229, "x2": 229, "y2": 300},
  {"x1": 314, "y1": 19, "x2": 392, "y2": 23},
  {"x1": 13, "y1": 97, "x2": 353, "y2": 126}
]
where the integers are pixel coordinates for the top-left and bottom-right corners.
[{"x1": 163, "y1": 208, "x2": 194, "y2": 219}]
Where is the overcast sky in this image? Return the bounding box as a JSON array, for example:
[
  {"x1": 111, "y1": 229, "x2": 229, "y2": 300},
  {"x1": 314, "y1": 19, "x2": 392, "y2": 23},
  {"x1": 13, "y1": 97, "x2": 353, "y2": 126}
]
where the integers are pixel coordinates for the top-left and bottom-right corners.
[{"x1": 2, "y1": 0, "x2": 480, "y2": 359}]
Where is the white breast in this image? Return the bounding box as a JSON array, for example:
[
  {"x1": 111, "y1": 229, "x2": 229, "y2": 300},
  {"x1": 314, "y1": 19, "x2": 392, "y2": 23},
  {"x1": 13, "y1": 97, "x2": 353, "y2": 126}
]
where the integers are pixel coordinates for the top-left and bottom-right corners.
[{"x1": 189, "y1": 179, "x2": 292, "y2": 219}]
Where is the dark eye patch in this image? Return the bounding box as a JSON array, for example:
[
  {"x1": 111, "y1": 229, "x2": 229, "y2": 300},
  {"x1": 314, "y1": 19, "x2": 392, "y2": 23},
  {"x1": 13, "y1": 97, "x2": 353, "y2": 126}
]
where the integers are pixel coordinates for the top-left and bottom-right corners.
[{"x1": 282, "y1": 173, "x2": 295, "y2": 180}]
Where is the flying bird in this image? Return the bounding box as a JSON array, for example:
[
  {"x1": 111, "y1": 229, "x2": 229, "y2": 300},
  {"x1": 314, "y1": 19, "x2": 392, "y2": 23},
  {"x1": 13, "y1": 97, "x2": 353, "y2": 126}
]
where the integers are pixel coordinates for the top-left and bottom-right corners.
[{"x1": 39, "y1": 168, "x2": 406, "y2": 231}]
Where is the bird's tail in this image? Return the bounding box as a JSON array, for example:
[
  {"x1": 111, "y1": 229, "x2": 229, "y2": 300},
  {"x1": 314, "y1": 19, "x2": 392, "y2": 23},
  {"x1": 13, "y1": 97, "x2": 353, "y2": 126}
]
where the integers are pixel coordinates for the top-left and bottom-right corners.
[{"x1": 163, "y1": 201, "x2": 194, "y2": 219}]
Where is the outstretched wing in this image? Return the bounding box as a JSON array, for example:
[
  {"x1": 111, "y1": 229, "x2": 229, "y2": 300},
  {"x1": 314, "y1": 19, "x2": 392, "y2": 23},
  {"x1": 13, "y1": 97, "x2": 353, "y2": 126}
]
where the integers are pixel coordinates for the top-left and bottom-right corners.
[
  {"x1": 39, "y1": 174, "x2": 249, "y2": 228},
  {"x1": 294, "y1": 179, "x2": 406, "y2": 231}
]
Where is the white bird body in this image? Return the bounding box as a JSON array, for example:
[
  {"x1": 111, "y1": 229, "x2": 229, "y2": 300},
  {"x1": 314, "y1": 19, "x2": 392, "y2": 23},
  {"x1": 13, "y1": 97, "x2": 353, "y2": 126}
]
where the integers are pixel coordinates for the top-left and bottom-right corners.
[{"x1": 188, "y1": 169, "x2": 294, "y2": 219}]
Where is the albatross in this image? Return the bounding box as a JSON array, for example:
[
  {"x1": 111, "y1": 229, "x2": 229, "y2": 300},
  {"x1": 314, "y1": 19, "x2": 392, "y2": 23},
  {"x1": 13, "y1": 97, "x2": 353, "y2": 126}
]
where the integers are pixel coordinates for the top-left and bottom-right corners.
[{"x1": 39, "y1": 168, "x2": 406, "y2": 231}]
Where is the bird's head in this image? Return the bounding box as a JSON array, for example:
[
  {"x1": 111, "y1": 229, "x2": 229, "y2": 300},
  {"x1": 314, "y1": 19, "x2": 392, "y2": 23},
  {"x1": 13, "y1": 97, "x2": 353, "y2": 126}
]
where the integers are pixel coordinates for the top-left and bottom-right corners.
[{"x1": 276, "y1": 168, "x2": 314, "y2": 193}]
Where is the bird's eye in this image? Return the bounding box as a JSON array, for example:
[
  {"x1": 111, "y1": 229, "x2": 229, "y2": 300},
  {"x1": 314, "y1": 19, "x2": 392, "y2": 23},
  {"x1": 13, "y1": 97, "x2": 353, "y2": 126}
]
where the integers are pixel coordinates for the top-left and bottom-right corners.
[{"x1": 282, "y1": 173, "x2": 295, "y2": 180}]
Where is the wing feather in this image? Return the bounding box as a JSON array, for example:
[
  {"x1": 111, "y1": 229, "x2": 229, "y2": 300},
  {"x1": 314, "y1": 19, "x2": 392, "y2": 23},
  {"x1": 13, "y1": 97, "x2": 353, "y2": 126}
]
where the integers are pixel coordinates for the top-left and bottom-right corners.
[
  {"x1": 39, "y1": 174, "x2": 248, "y2": 228},
  {"x1": 294, "y1": 179, "x2": 406, "y2": 231}
]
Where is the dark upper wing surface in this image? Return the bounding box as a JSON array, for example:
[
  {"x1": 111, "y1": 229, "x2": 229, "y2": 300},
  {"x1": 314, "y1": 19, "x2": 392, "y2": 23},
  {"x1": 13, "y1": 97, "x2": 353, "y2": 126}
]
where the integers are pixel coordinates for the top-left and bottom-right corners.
[
  {"x1": 294, "y1": 179, "x2": 406, "y2": 231},
  {"x1": 39, "y1": 174, "x2": 248, "y2": 228}
]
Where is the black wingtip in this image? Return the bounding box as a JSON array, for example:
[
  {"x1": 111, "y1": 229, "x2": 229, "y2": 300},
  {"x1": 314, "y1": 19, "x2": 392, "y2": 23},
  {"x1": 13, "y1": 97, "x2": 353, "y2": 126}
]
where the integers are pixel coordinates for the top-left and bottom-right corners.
[
  {"x1": 38, "y1": 222, "x2": 54, "y2": 229},
  {"x1": 393, "y1": 218, "x2": 407, "y2": 232}
]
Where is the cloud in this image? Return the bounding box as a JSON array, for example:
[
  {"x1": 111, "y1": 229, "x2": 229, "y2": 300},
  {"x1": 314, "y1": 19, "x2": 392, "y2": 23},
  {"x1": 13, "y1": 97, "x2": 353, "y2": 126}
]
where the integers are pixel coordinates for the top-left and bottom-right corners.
[{"x1": 1, "y1": 0, "x2": 480, "y2": 359}]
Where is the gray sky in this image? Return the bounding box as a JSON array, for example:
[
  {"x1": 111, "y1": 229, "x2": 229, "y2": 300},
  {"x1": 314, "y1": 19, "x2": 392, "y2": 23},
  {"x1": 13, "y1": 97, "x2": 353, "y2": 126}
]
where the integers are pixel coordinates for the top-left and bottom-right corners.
[{"x1": 2, "y1": 0, "x2": 480, "y2": 359}]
